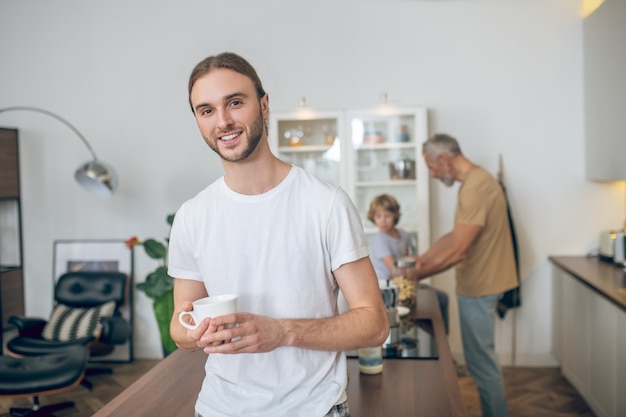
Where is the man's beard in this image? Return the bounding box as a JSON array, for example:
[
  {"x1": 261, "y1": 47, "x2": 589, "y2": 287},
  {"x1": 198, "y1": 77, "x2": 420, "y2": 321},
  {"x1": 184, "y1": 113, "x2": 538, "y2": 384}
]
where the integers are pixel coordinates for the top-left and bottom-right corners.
[
  {"x1": 440, "y1": 175, "x2": 455, "y2": 187},
  {"x1": 209, "y1": 111, "x2": 264, "y2": 163}
]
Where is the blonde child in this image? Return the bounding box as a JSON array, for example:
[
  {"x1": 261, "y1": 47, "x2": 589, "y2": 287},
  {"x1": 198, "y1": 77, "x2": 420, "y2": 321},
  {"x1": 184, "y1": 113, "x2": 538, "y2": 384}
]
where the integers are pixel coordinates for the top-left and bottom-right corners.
[{"x1": 368, "y1": 194, "x2": 449, "y2": 333}]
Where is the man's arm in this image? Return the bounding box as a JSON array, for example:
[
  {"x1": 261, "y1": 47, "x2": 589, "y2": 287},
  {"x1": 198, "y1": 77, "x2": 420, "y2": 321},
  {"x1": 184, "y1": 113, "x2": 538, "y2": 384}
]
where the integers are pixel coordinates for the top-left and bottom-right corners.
[
  {"x1": 381, "y1": 254, "x2": 395, "y2": 279},
  {"x1": 200, "y1": 256, "x2": 389, "y2": 355},
  {"x1": 284, "y1": 256, "x2": 390, "y2": 350},
  {"x1": 415, "y1": 223, "x2": 483, "y2": 280},
  {"x1": 170, "y1": 278, "x2": 210, "y2": 351}
]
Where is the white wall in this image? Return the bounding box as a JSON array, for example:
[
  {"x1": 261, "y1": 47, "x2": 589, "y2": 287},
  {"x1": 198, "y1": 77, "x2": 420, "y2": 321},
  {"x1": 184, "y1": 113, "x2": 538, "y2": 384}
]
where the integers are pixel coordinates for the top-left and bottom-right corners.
[{"x1": 1, "y1": 0, "x2": 623, "y2": 362}]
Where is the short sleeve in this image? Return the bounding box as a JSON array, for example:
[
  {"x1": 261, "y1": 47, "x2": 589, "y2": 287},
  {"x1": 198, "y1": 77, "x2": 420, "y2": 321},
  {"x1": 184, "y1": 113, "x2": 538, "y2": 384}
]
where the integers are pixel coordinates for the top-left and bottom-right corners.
[{"x1": 326, "y1": 188, "x2": 369, "y2": 272}]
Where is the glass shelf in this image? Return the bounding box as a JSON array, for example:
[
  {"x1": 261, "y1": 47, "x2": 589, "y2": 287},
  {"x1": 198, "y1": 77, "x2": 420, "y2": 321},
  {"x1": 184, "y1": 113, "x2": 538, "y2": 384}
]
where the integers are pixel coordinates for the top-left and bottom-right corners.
[
  {"x1": 270, "y1": 111, "x2": 345, "y2": 186},
  {"x1": 355, "y1": 180, "x2": 417, "y2": 187},
  {"x1": 278, "y1": 145, "x2": 333, "y2": 153},
  {"x1": 276, "y1": 117, "x2": 338, "y2": 148},
  {"x1": 355, "y1": 142, "x2": 415, "y2": 151}
]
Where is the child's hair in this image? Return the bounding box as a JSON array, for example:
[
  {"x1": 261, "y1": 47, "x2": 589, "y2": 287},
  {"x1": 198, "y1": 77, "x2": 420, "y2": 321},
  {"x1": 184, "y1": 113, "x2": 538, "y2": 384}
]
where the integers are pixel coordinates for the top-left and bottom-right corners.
[{"x1": 367, "y1": 194, "x2": 401, "y2": 225}]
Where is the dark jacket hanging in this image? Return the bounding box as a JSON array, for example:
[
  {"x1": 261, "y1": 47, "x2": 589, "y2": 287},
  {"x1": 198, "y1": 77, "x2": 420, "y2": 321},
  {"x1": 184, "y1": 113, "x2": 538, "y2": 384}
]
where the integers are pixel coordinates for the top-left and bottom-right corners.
[{"x1": 497, "y1": 180, "x2": 521, "y2": 319}]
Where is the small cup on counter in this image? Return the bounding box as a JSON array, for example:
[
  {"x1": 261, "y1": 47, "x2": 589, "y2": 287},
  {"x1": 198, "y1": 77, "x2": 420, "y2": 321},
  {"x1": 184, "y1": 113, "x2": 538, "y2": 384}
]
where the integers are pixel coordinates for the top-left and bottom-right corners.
[{"x1": 358, "y1": 345, "x2": 383, "y2": 374}]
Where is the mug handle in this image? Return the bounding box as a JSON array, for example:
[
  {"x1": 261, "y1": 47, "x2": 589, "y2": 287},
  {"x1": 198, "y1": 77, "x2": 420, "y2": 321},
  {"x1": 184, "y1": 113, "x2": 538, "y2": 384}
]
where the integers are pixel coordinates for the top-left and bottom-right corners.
[{"x1": 178, "y1": 311, "x2": 199, "y2": 330}]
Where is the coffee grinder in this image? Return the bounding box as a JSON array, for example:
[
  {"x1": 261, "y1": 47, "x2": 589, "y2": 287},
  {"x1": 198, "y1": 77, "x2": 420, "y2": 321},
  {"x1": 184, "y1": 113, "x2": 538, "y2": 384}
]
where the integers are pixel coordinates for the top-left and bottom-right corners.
[{"x1": 379, "y1": 280, "x2": 400, "y2": 355}]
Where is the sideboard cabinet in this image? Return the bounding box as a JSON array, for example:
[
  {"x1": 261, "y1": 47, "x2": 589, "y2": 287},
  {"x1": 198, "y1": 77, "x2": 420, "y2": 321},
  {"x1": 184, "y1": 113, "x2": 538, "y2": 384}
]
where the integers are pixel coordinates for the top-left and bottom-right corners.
[{"x1": 551, "y1": 257, "x2": 626, "y2": 417}]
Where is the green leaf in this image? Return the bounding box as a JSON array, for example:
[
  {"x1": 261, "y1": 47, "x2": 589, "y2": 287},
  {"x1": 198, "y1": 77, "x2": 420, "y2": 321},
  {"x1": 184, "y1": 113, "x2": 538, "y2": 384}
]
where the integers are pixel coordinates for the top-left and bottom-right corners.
[
  {"x1": 153, "y1": 289, "x2": 177, "y2": 356},
  {"x1": 166, "y1": 213, "x2": 175, "y2": 226},
  {"x1": 143, "y1": 239, "x2": 167, "y2": 260},
  {"x1": 135, "y1": 266, "x2": 173, "y2": 299}
]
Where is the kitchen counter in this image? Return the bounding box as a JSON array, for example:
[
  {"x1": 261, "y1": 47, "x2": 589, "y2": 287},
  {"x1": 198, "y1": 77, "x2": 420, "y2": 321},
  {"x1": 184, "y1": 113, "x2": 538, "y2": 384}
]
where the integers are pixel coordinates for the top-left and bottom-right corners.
[
  {"x1": 93, "y1": 288, "x2": 466, "y2": 417},
  {"x1": 549, "y1": 255, "x2": 626, "y2": 312},
  {"x1": 550, "y1": 255, "x2": 626, "y2": 416}
]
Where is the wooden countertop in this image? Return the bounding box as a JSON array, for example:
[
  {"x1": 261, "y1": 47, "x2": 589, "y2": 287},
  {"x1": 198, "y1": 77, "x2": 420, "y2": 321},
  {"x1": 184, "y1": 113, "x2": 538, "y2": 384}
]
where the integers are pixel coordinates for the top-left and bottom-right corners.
[
  {"x1": 549, "y1": 255, "x2": 626, "y2": 312},
  {"x1": 94, "y1": 288, "x2": 466, "y2": 417}
]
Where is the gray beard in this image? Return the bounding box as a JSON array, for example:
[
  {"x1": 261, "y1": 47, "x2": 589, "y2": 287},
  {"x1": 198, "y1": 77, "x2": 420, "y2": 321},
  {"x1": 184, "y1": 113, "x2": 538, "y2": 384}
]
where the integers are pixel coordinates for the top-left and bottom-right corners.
[{"x1": 440, "y1": 176, "x2": 455, "y2": 187}]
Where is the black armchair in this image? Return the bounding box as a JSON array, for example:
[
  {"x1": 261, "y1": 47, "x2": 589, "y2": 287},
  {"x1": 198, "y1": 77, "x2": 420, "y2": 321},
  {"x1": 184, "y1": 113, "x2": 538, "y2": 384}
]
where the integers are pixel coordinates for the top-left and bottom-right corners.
[
  {"x1": 0, "y1": 346, "x2": 89, "y2": 417},
  {"x1": 6, "y1": 271, "x2": 131, "y2": 389}
]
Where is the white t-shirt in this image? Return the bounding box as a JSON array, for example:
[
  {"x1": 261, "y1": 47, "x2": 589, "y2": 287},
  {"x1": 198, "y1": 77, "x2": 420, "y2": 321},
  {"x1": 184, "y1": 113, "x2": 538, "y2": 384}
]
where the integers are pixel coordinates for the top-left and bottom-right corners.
[{"x1": 168, "y1": 166, "x2": 369, "y2": 417}]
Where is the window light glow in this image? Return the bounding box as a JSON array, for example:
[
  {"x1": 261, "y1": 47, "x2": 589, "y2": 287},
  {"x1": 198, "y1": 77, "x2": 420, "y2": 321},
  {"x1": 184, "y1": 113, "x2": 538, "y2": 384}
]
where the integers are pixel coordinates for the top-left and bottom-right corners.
[{"x1": 581, "y1": 0, "x2": 605, "y2": 17}]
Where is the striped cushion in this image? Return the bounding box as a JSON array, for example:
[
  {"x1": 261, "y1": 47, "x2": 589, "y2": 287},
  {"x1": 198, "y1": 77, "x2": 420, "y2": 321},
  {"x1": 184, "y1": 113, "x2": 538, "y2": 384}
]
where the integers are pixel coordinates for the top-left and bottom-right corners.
[{"x1": 42, "y1": 301, "x2": 116, "y2": 342}]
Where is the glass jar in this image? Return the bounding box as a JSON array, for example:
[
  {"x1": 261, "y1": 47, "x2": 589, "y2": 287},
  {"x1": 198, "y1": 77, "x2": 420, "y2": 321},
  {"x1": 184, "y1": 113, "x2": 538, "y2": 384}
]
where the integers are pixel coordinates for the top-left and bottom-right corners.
[{"x1": 392, "y1": 257, "x2": 418, "y2": 309}]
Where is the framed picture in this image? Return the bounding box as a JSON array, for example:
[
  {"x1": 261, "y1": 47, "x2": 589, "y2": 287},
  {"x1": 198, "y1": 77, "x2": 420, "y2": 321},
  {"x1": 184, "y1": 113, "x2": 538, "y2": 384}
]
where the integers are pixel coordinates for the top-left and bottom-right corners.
[{"x1": 53, "y1": 239, "x2": 133, "y2": 362}]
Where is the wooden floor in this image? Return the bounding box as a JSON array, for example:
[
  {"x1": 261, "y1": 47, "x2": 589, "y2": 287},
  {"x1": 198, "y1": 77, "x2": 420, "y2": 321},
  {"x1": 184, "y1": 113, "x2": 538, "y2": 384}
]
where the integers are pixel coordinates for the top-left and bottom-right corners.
[
  {"x1": 0, "y1": 361, "x2": 595, "y2": 417},
  {"x1": 0, "y1": 360, "x2": 159, "y2": 417},
  {"x1": 457, "y1": 366, "x2": 595, "y2": 417}
]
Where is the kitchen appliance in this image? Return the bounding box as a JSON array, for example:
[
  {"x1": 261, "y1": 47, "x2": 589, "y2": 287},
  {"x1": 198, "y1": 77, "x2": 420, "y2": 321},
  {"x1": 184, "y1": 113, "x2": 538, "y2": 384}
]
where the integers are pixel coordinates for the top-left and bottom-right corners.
[
  {"x1": 599, "y1": 230, "x2": 626, "y2": 266},
  {"x1": 388, "y1": 159, "x2": 416, "y2": 180},
  {"x1": 347, "y1": 319, "x2": 438, "y2": 360},
  {"x1": 379, "y1": 281, "x2": 400, "y2": 351}
]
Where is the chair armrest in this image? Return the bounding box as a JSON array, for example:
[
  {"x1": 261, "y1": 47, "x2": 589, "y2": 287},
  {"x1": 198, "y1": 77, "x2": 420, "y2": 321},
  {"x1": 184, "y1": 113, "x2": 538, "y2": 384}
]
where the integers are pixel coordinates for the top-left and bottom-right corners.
[
  {"x1": 8, "y1": 316, "x2": 47, "y2": 338},
  {"x1": 100, "y1": 317, "x2": 130, "y2": 345}
]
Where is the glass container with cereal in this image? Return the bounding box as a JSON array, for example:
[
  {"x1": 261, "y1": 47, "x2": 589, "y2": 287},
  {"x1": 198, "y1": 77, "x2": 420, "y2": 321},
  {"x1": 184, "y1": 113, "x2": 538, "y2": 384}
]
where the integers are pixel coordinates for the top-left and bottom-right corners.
[{"x1": 393, "y1": 257, "x2": 418, "y2": 309}]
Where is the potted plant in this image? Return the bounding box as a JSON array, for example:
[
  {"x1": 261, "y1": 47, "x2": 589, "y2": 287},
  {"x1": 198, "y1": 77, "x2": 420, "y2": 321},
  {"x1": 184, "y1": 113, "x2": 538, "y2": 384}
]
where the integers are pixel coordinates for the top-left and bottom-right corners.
[{"x1": 126, "y1": 214, "x2": 177, "y2": 356}]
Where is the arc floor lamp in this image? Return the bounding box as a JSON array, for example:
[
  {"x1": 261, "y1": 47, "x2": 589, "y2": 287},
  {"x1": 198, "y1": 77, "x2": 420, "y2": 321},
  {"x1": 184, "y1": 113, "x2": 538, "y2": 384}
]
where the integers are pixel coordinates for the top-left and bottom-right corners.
[{"x1": 0, "y1": 106, "x2": 118, "y2": 198}]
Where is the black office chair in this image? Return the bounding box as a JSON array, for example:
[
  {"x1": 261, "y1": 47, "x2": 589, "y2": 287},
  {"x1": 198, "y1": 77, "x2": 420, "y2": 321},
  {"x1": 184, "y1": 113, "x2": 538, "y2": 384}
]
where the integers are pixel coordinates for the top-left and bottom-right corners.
[
  {"x1": 0, "y1": 346, "x2": 89, "y2": 417},
  {"x1": 6, "y1": 271, "x2": 130, "y2": 390}
]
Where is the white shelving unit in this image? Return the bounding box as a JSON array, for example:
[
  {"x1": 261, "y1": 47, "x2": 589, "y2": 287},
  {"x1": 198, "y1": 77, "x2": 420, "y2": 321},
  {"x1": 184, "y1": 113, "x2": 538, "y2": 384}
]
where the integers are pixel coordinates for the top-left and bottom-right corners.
[
  {"x1": 269, "y1": 106, "x2": 430, "y2": 254},
  {"x1": 269, "y1": 110, "x2": 346, "y2": 187},
  {"x1": 346, "y1": 107, "x2": 429, "y2": 254}
]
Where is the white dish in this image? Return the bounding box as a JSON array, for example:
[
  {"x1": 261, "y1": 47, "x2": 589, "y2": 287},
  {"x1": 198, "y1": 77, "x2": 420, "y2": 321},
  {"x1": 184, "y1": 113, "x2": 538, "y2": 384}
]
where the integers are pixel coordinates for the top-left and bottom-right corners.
[{"x1": 397, "y1": 306, "x2": 410, "y2": 317}]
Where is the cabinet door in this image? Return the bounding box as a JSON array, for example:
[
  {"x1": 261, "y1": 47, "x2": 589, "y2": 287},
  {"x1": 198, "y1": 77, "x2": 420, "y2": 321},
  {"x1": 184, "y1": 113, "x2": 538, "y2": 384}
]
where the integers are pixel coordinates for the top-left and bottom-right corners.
[
  {"x1": 0, "y1": 128, "x2": 19, "y2": 198},
  {"x1": 346, "y1": 108, "x2": 429, "y2": 252},
  {"x1": 269, "y1": 111, "x2": 346, "y2": 187},
  {"x1": 616, "y1": 309, "x2": 626, "y2": 416},
  {"x1": 560, "y1": 274, "x2": 591, "y2": 396},
  {"x1": 588, "y1": 291, "x2": 616, "y2": 417}
]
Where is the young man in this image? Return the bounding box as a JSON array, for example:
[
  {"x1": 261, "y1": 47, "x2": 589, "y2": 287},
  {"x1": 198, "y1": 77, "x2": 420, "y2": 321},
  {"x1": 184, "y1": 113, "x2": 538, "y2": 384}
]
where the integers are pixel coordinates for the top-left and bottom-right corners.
[
  {"x1": 167, "y1": 52, "x2": 388, "y2": 417},
  {"x1": 411, "y1": 133, "x2": 518, "y2": 417}
]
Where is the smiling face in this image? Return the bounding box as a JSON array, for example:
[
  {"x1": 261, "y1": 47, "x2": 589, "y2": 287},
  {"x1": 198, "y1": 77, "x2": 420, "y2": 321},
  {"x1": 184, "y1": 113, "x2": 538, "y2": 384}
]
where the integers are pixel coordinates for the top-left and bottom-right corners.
[{"x1": 190, "y1": 68, "x2": 269, "y2": 163}]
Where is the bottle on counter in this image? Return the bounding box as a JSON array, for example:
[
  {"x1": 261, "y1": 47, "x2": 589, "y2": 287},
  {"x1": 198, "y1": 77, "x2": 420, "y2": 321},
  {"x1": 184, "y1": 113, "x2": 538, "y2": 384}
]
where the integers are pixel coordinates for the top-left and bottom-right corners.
[{"x1": 358, "y1": 345, "x2": 383, "y2": 374}]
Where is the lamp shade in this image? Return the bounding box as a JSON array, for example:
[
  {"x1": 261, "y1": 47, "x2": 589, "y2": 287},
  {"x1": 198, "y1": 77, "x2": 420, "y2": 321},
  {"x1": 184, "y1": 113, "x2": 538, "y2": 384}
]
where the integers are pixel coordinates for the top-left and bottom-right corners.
[
  {"x1": 0, "y1": 106, "x2": 118, "y2": 198},
  {"x1": 75, "y1": 160, "x2": 118, "y2": 198}
]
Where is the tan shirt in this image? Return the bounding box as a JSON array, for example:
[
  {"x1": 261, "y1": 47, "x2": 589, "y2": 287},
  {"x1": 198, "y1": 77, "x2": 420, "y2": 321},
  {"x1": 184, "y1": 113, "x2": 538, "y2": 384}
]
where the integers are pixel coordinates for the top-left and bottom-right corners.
[{"x1": 454, "y1": 167, "x2": 518, "y2": 297}]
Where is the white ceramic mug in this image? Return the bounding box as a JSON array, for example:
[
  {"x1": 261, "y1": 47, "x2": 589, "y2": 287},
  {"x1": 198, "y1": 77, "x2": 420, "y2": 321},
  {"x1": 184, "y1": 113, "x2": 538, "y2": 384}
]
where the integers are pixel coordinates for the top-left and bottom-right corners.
[{"x1": 178, "y1": 294, "x2": 238, "y2": 330}]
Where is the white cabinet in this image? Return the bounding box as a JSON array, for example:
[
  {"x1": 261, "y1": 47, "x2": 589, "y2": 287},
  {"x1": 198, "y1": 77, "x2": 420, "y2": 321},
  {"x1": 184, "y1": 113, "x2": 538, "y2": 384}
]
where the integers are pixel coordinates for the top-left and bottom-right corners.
[
  {"x1": 269, "y1": 107, "x2": 430, "y2": 253},
  {"x1": 346, "y1": 108, "x2": 429, "y2": 253},
  {"x1": 616, "y1": 315, "x2": 626, "y2": 414},
  {"x1": 269, "y1": 110, "x2": 346, "y2": 187},
  {"x1": 559, "y1": 270, "x2": 591, "y2": 396},
  {"x1": 583, "y1": 0, "x2": 626, "y2": 181},
  {"x1": 588, "y1": 292, "x2": 616, "y2": 417},
  {"x1": 553, "y1": 267, "x2": 626, "y2": 417}
]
